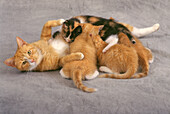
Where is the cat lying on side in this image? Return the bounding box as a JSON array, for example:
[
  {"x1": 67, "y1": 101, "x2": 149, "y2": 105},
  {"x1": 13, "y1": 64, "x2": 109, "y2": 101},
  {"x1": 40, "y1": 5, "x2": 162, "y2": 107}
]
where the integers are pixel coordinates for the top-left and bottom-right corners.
[
  {"x1": 60, "y1": 15, "x2": 159, "y2": 53},
  {"x1": 4, "y1": 20, "x2": 84, "y2": 71}
]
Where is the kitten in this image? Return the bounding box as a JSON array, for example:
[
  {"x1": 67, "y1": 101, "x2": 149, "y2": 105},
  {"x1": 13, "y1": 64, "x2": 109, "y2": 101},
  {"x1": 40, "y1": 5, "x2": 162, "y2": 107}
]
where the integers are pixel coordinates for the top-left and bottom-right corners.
[
  {"x1": 68, "y1": 24, "x2": 153, "y2": 78},
  {"x1": 95, "y1": 32, "x2": 153, "y2": 78},
  {"x1": 61, "y1": 15, "x2": 159, "y2": 53},
  {"x1": 90, "y1": 32, "x2": 139, "y2": 79},
  {"x1": 4, "y1": 20, "x2": 84, "y2": 71},
  {"x1": 59, "y1": 23, "x2": 101, "y2": 93}
]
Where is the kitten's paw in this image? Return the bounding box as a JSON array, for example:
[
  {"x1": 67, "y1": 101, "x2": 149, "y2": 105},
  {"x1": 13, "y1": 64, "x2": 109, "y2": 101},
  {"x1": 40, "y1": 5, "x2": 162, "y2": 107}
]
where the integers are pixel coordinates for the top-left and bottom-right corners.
[
  {"x1": 85, "y1": 70, "x2": 99, "y2": 80},
  {"x1": 149, "y1": 57, "x2": 154, "y2": 64},
  {"x1": 59, "y1": 69, "x2": 70, "y2": 79},
  {"x1": 102, "y1": 48, "x2": 108, "y2": 53},
  {"x1": 153, "y1": 23, "x2": 160, "y2": 31},
  {"x1": 59, "y1": 19, "x2": 65, "y2": 24},
  {"x1": 99, "y1": 66, "x2": 113, "y2": 73},
  {"x1": 76, "y1": 52, "x2": 84, "y2": 60}
]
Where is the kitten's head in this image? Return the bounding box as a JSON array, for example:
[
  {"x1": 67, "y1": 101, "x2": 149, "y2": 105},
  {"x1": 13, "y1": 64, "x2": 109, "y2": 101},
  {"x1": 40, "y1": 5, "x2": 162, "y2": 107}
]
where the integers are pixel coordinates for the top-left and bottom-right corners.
[
  {"x1": 61, "y1": 19, "x2": 81, "y2": 42},
  {"x1": 4, "y1": 37, "x2": 43, "y2": 71}
]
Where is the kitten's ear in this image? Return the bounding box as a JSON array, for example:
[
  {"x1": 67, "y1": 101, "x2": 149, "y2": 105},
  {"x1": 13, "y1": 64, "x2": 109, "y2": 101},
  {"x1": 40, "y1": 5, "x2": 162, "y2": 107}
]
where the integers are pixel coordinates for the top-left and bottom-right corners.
[
  {"x1": 4, "y1": 57, "x2": 16, "y2": 67},
  {"x1": 74, "y1": 21, "x2": 80, "y2": 28},
  {"x1": 16, "y1": 36, "x2": 27, "y2": 48},
  {"x1": 63, "y1": 20, "x2": 68, "y2": 28},
  {"x1": 97, "y1": 25, "x2": 104, "y2": 33}
]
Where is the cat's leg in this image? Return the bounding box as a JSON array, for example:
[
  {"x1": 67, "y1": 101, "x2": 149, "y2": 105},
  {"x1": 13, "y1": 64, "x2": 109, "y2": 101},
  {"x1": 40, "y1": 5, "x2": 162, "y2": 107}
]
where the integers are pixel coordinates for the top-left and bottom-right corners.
[
  {"x1": 59, "y1": 52, "x2": 84, "y2": 67},
  {"x1": 41, "y1": 19, "x2": 65, "y2": 41},
  {"x1": 85, "y1": 70, "x2": 99, "y2": 80},
  {"x1": 59, "y1": 68, "x2": 71, "y2": 79},
  {"x1": 119, "y1": 22, "x2": 160, "y2": 38},
  {"x1": 99, "y1": 66, "x2": 113, "y2": 73},
  {"x1": 102, "y1": 35, "x2": 118, "y2": 53},
  {"x1": 131, "y1": 24, "x2": 160, "y2": 37}
]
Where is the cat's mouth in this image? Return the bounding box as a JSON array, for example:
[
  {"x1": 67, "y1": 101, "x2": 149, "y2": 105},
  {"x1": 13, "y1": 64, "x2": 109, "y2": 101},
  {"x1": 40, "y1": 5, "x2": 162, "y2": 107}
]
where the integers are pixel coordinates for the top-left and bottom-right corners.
[{"x1": 29, "y1": 61, "x2": 37, "y2": 71}]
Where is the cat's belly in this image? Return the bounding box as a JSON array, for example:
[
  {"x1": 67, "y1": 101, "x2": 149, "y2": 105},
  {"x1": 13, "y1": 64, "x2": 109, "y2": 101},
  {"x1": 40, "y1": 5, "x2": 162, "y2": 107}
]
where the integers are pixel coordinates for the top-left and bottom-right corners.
[{"x1": 49, "y1": 38, "x2": 69, "y2": 57}]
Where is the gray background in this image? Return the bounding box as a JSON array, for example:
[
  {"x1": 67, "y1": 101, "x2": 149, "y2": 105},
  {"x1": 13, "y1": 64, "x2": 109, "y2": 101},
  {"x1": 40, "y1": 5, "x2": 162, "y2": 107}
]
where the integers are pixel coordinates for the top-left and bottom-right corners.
[{"x1": 0, "y1": 0, "x2": 170, "y2": 114}]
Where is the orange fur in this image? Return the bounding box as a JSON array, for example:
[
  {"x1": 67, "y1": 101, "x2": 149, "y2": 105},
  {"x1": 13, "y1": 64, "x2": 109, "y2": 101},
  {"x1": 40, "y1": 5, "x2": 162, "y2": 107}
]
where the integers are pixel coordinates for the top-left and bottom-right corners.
[
  {"x1": 91, "y1": 32, "x2": 139, "y2": 79},
  {"x1": 60, "y1": 23, "x2": 100, "y2": 93},
  {"x1": 118, "y1": 33, "x2": 152, "y2": 78},
  {"x1": 4, "y1": 20, "x2": 85, "y2": 71}
]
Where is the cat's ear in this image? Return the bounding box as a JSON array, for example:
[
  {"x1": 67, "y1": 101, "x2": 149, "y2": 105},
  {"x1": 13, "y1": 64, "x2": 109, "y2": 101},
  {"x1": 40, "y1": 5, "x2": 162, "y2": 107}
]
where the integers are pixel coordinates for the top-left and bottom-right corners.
[
  {"x1": 4, "y1": 57, "x2": 16, "y2": 67},
  {"x1": 63, "y1": 20, "x2": 68, "y2": 29},
  {"x1": 74, "y1": 21, "x2": 80, "y2": 28},
  {"x1": 16, "y1": 36, "x2": 27, "y2": 48},
  {"x1": 97, "y1": 25, "x2": 104, "y2": 33}
]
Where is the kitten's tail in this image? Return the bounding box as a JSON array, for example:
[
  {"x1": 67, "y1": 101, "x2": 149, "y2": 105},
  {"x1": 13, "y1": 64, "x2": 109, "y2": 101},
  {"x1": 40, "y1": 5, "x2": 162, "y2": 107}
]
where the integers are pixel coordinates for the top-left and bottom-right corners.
[
  {"x1": 73, "y1": 69, "x2": 97, "y2": 93},
  {"x1": 99, "y1": 67, "x2": 136, "y2": 79}
]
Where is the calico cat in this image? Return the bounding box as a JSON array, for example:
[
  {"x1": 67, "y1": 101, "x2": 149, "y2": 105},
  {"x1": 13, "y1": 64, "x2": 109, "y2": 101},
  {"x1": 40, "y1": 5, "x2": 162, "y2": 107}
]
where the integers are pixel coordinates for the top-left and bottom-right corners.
[
  {"x1": 4, "y1": 20, "x2": 84, "y2": 71},
  {"x1": 60, "y1": 15, "x2": 159, "y2": 52},
  {"x1": 59, "y1": 23, "x2": 102, "y2": 93}
]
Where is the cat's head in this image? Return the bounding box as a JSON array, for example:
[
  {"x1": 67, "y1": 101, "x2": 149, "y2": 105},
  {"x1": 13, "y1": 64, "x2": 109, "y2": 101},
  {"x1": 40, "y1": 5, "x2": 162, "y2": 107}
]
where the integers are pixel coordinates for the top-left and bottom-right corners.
[
  {"x1": 4, "y1": 37, "x2": 43, "y2": 71},
  {"x1": 61, "y1": 19, "x2": 81, "y2": 42}
]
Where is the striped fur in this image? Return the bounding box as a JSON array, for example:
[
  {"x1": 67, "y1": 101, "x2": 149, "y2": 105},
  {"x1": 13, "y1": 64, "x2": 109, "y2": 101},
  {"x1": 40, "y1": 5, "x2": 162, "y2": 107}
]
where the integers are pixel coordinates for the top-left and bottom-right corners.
[
  {"x1": 97, "y1": 32, "x2": 152, "y2": 79},
  {"x1": 60, "y1": 23, "x2": 100, "y2": 92},
  {"x1": 4, "y1": 20, "x2": 84, "y2": 71}
]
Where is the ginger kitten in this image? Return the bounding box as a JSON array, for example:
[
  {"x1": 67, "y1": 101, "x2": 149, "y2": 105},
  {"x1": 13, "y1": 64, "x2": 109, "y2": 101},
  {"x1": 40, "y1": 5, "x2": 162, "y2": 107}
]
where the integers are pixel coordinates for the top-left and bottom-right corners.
[
  {"x1": 92, "y1": 32, "x2": 153, "y2": 78},
  {"x1": 59, "y1": 23, "x2": 101, "y2": 93},
  {"x1": 4, "y1": 20, "x2": 84, "y2": 71}
]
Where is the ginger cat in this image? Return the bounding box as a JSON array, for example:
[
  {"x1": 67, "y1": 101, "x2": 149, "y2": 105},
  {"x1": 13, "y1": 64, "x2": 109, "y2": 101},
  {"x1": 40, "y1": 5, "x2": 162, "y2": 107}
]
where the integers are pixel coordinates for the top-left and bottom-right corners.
[
  {"x1": 59, "y1": 23, "x2": 102, "y2": 93},
  {"x1": 4, "y1": 20, "x2": 84, "y2": 71},
  {"x1": 92, "y1": 32, "x2": 153, "y2": 78}
]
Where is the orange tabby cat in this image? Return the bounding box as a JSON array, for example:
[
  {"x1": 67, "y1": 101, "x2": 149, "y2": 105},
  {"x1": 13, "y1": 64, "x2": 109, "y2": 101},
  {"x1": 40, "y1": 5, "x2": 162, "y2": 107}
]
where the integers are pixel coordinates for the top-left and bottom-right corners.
[
  {"x1": 4, "y1": 20, "x2": 84, "y2": 71},
  {"x1": 59, "y1": 23, "x2": 102, "y2": 93},
  {"x1": 92, "y1": 32, "x2": 153, "y2": 78}
]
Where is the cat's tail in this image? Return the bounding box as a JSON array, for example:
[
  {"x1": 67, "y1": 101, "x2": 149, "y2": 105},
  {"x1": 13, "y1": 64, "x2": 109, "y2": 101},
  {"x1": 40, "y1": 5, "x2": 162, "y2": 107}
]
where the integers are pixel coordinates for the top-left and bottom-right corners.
[
  {"x1": 99, "y1": 67, "x2": 136, "y2": 79},
  {"x1": 41, "y1": 19, "x2": 65, "y2": 41},
  {"x1": 131, "y1": 57, "x2": 149, "y2": 78},
  {"x1": 73, "y1": 69, "x2": 97, "y2": 93}
]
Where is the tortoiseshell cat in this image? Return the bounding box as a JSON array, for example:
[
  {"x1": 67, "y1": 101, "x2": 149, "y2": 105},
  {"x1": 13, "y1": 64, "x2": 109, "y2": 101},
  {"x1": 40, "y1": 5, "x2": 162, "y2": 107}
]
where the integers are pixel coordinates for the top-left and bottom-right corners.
[
  {"x1": 59, "y1": 23, "x2": 102, "y2": 93},
  {"x1": 4, "y1": 20, "x2": 84, "y2": 71},
  {"x1": 60, "y1": 15, "x2": 159, "y2": 52}
]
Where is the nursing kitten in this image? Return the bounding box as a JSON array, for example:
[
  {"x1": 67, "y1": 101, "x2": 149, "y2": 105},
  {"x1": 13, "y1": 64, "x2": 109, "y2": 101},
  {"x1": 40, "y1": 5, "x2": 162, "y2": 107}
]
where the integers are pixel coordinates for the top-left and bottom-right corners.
[
  {"x1": 68, "y1": 24, "x2": 153, "y2": 78},
  {"x1": 90, "y1": 32, "x2": 139, "y2": 79},
  {"x1": 95, "y1": 32, "x2": 153, "y2": 78},
  {"x1": 59, "y1": 23, "x2": 101, "y2": 93},
  {"x1": 4, "y1": 20, "x2": 84, "y2": 71},
  {"x1": 61, "y1": 15, "x2": 159, "y2": 52}
]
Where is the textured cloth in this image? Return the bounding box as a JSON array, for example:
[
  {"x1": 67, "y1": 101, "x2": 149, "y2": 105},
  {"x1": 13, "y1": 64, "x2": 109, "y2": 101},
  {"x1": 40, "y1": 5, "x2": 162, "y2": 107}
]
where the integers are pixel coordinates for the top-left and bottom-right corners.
[{"x1": 0, "y1": 0, "x2": 170, "y2": 114}]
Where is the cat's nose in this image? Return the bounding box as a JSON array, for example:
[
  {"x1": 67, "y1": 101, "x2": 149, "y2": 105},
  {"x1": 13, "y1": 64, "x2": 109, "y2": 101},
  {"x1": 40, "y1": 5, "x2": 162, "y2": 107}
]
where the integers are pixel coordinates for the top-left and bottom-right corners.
[{"x1": 30, "y1": 59, "x2": 35, "y2": 63}]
